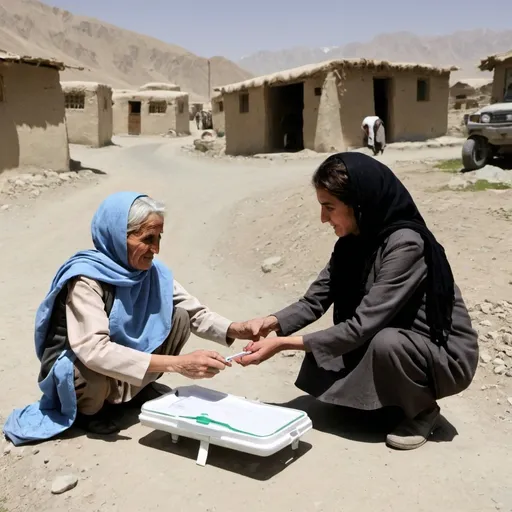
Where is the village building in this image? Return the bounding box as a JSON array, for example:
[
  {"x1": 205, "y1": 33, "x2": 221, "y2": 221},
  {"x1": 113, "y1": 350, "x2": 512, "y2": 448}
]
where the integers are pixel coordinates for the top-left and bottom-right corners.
[
  {"x1": 0, "y1": 50, "x2": 69, "y2": 173},
  {"x1": 215, "y1": 58, "x2": 457, "y2": 156},
  {"x1": 61, "y1": 81, "x2": 113, "y2": 147},
  {"x1": 211, "y1": 93, "x2": 225, "y2": 134},
  {"x1": 479, "y1": 50, "x2": 512, "y2": 103},
  {"x1": 112, "y1": 90, "x2": 190, "y2": 136},
  {"x1": 139, "y1": 82, "x2": 181, "y2": 92}
]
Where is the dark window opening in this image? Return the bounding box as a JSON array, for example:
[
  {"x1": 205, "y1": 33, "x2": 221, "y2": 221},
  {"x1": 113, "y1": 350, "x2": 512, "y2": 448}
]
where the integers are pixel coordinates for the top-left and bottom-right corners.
[
  {"x1": 149, "y1": 101, "x2": 167, "y2": 114},
  {"x1": 65, "y1": 93, "x2": 85, "y2": 109},
  {"x1": 239, "y1": 93, "x2": 249, "y2": 114},
  {"x1": 178, "y1": 100, "x2": 184, "y2": 114},
  {"x1": 219, "y1": 101, "x2": 224, "y2": 112},
  {"x1": 129, "y1": 101, "x2": 141, "y2": 114},
  {"x1": 314, "y1": 87, "x2": 322, "y2": 96},
  {"x1": 417, "y1": 79, "x2": 430, "y2": 102}
]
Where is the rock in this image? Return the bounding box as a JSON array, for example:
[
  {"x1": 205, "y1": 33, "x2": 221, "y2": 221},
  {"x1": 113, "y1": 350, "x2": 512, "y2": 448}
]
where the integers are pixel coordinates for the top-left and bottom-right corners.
[
  {"x1": 0, "y1": 205, "x2": 9, "y2": 211},
  {"x1": 479, "y1": 303, "x2": 493, "y2": 315},
  {"x1": 487, "y1": 331, "x2": 500, "y2": 341},
  {"x1": 58, "y1": 174, "x2": 70, "y2": 182},
  {"x1": 480, "y1": 352, "x2": 492, "y2": 364},
  {"x1": 51, "y1": 474, "x2": 78, "y2": 495},
  {"x1": 29, "y1": 189, "x2": 40, "y2": 198},
  {"x1": 493, "y1": 358, "x2": 506, "y2": 366},
  {"x1": 480, "y1": 320, "x2": 492, "y2": 327},
  {"x1": 3, "y1": 445, "x2": 12, "y2": 455},
  {"x1": 494, "y1": 365, "x2": 507, "y2": 375},
  {"x1": 14, "y1": 179, "x2": 25, "y2": 187},
  {"x1": 502, "y1": 333, "x2": 512, "y2": 346},
  {"x1": 261, "y1": 256, "x2": 282, "y2": 273},
  {"x1": 507, "y1": 397, "x2": 512, "y2": 406},
  {"x1": 506, "y1": 369, "x2": 512, "y2": 377},
  {"x1": 44, "y1": 170, "x2": 58, "y2": 178}
]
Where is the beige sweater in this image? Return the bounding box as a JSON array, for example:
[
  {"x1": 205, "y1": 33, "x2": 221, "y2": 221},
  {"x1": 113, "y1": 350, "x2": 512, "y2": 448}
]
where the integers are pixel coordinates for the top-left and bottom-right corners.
[{"x1": 65, "y1": 276, "x2": 233, "y2": 387}]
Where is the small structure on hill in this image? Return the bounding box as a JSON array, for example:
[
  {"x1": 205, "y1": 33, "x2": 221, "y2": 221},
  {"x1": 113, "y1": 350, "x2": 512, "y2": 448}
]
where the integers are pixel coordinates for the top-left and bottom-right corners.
[
  {"x1": 479, "y1": 50, "x2": 512, "y2": 103},
  {"x1": 112, "y1": 90, "x2": 189, "y2": 136},
  {"x1": 215, "y1": 58, "x2": 457, "y2": 156},
  {"x1": 139, "y1": 82, "x2": 181, "y2": 92},
  {"x1": 0, "y1": 50, "x2": 69, "y2": 173},
  {"x1": 61, "y1": 81, "x2": 113, "y2": 147}
]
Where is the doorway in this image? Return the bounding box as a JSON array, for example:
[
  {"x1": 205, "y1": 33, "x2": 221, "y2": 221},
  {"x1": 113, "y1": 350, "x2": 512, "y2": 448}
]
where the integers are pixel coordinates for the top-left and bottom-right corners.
[
  {"x1": 373, "y1": 78, "x2": 392, "y2": 139},
  {"x1": 268, "y1": 83, "x2": 304, "y2": 152},
  {"x1": 128, "y1": 101, "x2": 141, "y2": 135}
]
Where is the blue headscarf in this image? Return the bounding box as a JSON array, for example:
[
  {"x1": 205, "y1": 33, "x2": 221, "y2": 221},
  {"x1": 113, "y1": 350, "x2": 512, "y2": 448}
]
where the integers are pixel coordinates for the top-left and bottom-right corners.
[{"x1": 4, "y1": 192, "x2": 174, "y2": 446}]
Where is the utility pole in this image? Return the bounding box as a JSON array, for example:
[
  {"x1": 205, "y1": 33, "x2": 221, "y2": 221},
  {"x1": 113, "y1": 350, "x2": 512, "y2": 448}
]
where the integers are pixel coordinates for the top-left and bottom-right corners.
[{"x1": 208, "y1": 59, "x2": 211, "y2": 100}]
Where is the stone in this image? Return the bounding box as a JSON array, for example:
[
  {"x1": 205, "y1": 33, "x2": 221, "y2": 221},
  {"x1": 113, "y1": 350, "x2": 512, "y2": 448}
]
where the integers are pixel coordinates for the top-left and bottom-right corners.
[
  {"x1": 502, "y1": 333, "x2": 512, "y2": 346},
  {"x1": 494, "y1": 365, "x2": 507, "y2": 375},
  {"x1": 44, "y1": 170, "x2": 58, "y2": 178},
  {"x1": 507, "y1": 397, "x2": 512, "y2": 406},
  {"x1": 51, "y1": 474, "x2": 78, "y2": 495},
  {"x1": 480, "y1": 352, "x2": 492, "y2": 364},
  {"x1": 58, "y1": 174, "x2": 70, "y2": 182},
  {"x1": 493, "y1": 358, "x2": 505, "y2": 366},
  {"x1": 479, "y1": 320, "x2": 492, "y2": 327},
  {"x1": 14, "y1": 179, "x2": 25, "y2": 187},
  {"x1": 0, "y1": 205, "x2": 9, "y2": 211},
  {"x1": 29, "y1": 189, "x2": 40, "y2": 198},
  {"x1": 479, "y1": 303, "x2": 493, "y2": 315},
  {"x1": 487, "y1": 331, "x2": 500, "y2": 342},
  {"x1": 506, "y1": 370, "x2": 512, "y2": 377},
  {"x1": 261, "y1": 256, "x2": 282, "y2": 273}
]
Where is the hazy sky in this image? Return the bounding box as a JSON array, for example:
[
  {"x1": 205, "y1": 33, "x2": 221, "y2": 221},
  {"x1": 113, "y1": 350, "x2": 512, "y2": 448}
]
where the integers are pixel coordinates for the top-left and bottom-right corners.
[{"x1": 46, "y1": 0, "x2": 512, "y2": 60}]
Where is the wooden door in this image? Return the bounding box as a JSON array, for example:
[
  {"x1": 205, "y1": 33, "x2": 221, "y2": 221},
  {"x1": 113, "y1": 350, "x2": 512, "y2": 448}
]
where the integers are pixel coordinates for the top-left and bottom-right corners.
[{"x1": 128, "y1": 101, "x2": 141, "y2": 135}]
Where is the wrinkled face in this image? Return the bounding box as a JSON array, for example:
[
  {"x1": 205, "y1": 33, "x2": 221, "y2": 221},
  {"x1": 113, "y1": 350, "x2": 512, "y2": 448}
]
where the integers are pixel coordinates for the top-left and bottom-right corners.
[
  {"x1": 316, "y1": 187, "x2": 359, "y2": 238},
  {"x1": 127, "y1": 213, "x2": 164, "y2": 270}
]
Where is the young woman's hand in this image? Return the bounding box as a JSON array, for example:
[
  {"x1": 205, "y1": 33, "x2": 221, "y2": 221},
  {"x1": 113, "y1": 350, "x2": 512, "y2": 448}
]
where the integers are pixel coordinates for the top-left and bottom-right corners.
[{"x1": 235, "y1": 338, "x2": 283, "y2": 366}]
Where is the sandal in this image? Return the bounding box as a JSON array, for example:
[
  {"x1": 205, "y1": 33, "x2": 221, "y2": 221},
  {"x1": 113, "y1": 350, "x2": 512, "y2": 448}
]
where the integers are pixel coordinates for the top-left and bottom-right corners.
[{"x1": 74, "y1": 410, "x2": 120, "y2": 435}]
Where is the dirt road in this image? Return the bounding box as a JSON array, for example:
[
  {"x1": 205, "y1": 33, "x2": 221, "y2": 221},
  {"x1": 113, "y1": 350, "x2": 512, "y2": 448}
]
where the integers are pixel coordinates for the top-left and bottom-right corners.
[{"x1": 0, "y1": 137, "x2": 510, "y2": 512}]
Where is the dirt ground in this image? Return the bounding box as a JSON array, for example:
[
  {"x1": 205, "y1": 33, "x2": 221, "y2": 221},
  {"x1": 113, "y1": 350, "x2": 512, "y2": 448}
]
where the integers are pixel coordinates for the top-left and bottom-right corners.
[{"x1": 0, "y1": 135, "x2": 511, "y2": 512}]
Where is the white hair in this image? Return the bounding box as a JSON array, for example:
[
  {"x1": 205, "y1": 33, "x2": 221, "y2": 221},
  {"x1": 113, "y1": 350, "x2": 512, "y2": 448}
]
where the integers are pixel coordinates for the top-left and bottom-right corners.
[{"x1": 127, "y1": 196, "x2": 165, "y2": 234}]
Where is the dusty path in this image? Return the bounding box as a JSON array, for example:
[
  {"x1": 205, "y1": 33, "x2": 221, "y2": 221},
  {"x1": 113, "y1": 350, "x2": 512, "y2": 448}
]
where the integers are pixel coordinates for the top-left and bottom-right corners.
[{"x1": 0, "y1": 138, "x2": 510, "y2": 512}]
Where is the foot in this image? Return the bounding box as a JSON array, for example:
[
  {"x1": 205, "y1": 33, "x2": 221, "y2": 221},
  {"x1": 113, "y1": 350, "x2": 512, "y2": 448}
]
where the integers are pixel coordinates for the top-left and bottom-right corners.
[
  {"x1": 386, "y1": 404, "x2": 440, "y2": 450},
  {"x1": 74, "y1": 409, "x2": 119, "y2": 435}
]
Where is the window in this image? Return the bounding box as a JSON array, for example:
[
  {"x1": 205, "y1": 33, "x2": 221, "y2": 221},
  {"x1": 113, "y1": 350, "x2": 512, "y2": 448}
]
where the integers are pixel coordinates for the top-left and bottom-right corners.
[
  {"x1": 218, "y1": 101, "x2": 224, "y2": 112},
  {"x1": 239, "y1": 92, "x2": 249, "y2": 113},
  {"x1": 417, "y1": 79, "x2": 430, "y2": 102},
  {"x1": 149, "y1": 101, "x2": 167, "y2": 114},
  {"x1": 314, "y1": 87, "x2": 322, "y2": 96},
  {"x1": 65, "y1": 93, "x2": 85, "y2": 109},
  {"x1": 178, "y1": 100, "x2": 184, "y2": 114},
  {"x1": 103, "y1": 96, "x2": 109, "y2": 111},
  {"x1": 0, "y1": 75, "x2": 4, "y2": 102}
]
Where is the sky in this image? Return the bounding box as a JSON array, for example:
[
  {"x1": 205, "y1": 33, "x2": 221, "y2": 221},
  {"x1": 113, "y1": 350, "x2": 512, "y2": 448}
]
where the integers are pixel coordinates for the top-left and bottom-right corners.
[{"x1": 45, "y1": 0, "x2": 512, "y2": 60}]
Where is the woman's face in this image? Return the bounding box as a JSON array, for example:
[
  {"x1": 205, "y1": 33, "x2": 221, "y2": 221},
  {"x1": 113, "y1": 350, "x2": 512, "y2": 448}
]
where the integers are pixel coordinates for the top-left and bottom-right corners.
[
  {"x1": 316, "y1": 187, "x2": 359, "y2": 238},
  {"x1": 127, "y1": 213, "x2": 164, "y2": 270}
]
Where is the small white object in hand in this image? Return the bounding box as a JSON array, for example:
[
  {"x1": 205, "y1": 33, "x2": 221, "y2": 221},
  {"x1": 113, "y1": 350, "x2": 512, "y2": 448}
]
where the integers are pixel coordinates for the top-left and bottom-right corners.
[{"x1": 225, "y1": 351, "x2": 252, "y2": 362}]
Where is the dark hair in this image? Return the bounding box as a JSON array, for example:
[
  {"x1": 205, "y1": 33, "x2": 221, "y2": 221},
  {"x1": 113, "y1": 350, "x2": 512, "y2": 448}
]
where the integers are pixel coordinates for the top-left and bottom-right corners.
[{"x1": 312, "y1": 155, "x2": 353, "y2": 205}]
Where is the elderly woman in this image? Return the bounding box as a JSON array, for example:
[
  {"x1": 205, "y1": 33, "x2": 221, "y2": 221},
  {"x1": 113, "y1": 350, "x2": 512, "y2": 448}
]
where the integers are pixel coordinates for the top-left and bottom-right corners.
[
  {"x1": 4, "y1": 192, "x2": 254, "y2": 446},
  {"x1": 238, "y1": 153, "x2": 479, "y2": 450}
]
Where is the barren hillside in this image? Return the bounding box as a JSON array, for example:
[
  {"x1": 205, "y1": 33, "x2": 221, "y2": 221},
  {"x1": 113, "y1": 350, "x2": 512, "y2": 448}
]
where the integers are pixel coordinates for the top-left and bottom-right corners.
[
  {"x1": 238, "y1": 29, "x2": 512, "y2": 81},
  {"x1": 0, "y1": 0, "x2": 253, "y2": 100}
]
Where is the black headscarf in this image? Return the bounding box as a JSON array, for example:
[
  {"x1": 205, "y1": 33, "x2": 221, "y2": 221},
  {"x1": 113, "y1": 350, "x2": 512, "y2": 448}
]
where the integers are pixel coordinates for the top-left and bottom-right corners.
[{"x1": 323, "y1": 152, "x2": 454, "y2": 346}]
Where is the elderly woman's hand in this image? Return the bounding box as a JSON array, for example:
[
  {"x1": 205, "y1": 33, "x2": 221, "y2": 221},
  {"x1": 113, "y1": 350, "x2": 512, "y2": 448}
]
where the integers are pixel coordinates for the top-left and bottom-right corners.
[
  {"x1": 228, "y1": 316, "x2": 280, "y2": 341},
  {"x1": 170, "y1": 350, "x2": 231, "y2": 379}
]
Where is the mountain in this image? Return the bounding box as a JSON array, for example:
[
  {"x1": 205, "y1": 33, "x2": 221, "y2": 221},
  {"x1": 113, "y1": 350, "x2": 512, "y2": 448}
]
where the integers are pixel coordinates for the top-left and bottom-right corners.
[
  {"x1": 0, "y1": 0, "x2": 253, "y2": 100},
  {"x1": 238, "y1": 29, "x2": 512, "y2": 81}
]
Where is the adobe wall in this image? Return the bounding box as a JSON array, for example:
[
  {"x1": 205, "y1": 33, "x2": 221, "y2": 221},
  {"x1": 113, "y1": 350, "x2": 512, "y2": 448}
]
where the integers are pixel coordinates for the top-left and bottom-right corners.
[
  {"x1": 224, "y1": 87, "x2": 268, "y2": 155},
  {"x1": 0, "y1": 62, "x2": 69, "y2": 173},
  {"x1": 490, "y1": 61, "x2": 512, "y2": 103}
]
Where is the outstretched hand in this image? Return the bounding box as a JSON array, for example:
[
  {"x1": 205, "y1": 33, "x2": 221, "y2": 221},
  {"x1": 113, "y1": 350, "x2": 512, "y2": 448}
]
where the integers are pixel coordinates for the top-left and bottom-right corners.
[
  {"x1": 234, "y1": 338, "x2": 283, "y2": 366},
  {"x1": 228, "y1": 316, "x2": 279, "y2": 341}
]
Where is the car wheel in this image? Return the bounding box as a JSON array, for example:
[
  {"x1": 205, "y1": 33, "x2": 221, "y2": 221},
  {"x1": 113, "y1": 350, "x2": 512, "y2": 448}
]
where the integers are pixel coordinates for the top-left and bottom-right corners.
[{"x1": 462, "y1": 137, "x2": 490, "y2": 170}]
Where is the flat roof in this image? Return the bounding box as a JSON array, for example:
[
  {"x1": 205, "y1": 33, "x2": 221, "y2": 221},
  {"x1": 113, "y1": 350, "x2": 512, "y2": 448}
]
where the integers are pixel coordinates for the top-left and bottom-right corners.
[{"x1": 216, "y1": 58, "x2": 458, "y2": 94}]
